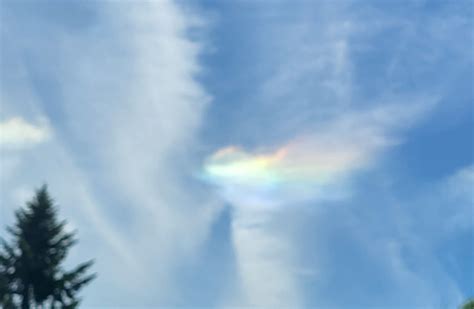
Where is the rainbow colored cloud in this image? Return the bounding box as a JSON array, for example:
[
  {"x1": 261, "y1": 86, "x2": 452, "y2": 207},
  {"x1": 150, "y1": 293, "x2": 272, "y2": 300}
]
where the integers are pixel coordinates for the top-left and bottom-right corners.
[
  {"x1": 199, "y1": 102, "x2": 429, "y2": 207},
  {"x1": 201, "y1": 133, "x2": 389, "y2": 207}
]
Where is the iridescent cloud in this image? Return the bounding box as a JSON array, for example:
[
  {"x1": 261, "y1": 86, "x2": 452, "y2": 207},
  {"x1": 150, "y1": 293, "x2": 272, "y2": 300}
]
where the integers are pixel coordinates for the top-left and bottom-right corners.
[
  {"x1": 200, "y1": 102, "x2": 433, "y2": 207},
  {"x1": 201, "y1": 132, "x2": 391, "y2": 206}
]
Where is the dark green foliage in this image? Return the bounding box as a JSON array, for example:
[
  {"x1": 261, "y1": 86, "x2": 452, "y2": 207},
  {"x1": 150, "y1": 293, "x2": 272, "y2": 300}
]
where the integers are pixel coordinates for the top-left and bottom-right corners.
[
  {"x1": 462, "y1": 299, "x2": 474, "y2": 309},
  {"x1": 0, "y1": 185, "x2": 95, "y2": 308}
]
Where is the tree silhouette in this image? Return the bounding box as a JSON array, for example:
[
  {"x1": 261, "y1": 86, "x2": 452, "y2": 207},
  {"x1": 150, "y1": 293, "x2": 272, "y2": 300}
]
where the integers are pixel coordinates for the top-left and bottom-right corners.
[{"x1": 0, "y1": 185, "x2": 95, "y2": 308}]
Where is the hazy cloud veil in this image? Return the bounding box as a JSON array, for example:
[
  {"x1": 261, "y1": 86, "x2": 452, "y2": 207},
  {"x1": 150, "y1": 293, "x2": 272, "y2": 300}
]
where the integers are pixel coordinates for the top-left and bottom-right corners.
[
  {"x1": 1, "y1": 0, "x2": 218, "y2": 305},
  {"x1": 0, "y1": 0, "x2": 472, "y2": 307}
]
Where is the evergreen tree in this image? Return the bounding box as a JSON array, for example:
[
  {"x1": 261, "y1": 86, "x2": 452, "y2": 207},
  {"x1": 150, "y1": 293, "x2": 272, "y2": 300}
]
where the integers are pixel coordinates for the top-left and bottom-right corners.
[{"x1": 0, "y1": 185, "x2": 95, "y2": 308}]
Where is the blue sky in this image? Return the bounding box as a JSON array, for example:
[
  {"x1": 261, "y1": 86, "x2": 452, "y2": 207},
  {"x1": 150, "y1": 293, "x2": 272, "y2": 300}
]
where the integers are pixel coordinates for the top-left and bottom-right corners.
[{"x1": 0, "y1": 0, "x2": 473, "y2": 307}]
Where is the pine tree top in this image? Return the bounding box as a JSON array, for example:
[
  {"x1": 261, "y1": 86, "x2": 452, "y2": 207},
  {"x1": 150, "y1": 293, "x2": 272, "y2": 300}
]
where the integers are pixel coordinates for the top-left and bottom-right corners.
[{"x1": 0, "y1": 185, "x2": 95, "y2": 308}]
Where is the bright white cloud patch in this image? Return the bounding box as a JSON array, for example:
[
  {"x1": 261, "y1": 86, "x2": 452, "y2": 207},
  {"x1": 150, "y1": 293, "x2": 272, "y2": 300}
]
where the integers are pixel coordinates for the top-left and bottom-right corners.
[{"x1": 0, "y1": 117, "x2": 50, "y2": 149}]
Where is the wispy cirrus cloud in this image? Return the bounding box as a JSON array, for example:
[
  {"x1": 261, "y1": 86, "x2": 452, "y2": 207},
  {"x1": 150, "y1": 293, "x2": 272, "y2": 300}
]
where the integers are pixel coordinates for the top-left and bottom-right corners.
[
  {"x1": 198, "y1": 0, "x2": 471, "y2": 306},
  {"x1": 202, "y1": 99, "x2": 435, "y2": 306},
  {"x1": 0, "y1": 0, "x2": 218, "y2": 306},
  {"x1": 1, "y1": 0, "x2": 472, "y2": 307}
]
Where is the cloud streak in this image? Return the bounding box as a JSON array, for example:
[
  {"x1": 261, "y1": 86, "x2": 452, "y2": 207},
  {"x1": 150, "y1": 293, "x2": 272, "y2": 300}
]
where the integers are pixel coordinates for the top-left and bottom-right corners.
[
  {"x1": 0, "y1": 0, "x2": 218, "y2": 305},
  {"x1": 1, "y1": 0, "x2": 472, "y2": 307}
]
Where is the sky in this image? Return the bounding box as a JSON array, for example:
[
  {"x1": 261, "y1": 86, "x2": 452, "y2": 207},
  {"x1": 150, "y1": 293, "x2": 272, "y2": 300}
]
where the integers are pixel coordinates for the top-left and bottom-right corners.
[{"x1": 0, "y1": 0, "x2": 473, "y2": 307}]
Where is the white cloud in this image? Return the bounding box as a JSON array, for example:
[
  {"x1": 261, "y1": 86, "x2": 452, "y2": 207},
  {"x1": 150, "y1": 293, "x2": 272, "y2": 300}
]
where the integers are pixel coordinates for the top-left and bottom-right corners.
[
  {"x1": 1, "y1": 0, "x2": 471, "y2": 307},
  {"x1": 0, "y1": 0, "x2": 218, "y2": 305},
  {"x1": 445, "y1": 164, "x2": 474, "y2": 201},
  {"x1": 231, "y1": 209, "x2": 301, "y2": 307},
  {"x1": 0, "y1": 117, "x2": 50, "y2": 149}
]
